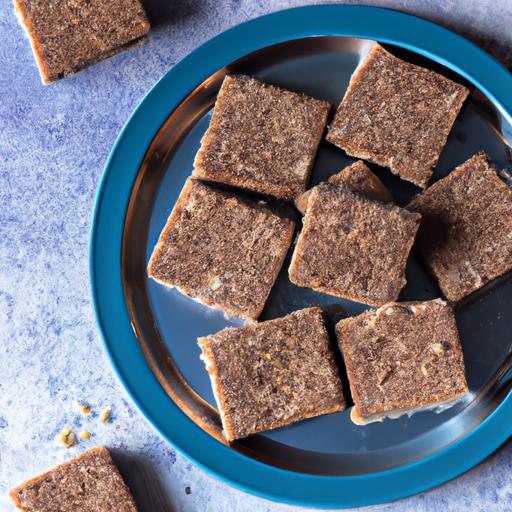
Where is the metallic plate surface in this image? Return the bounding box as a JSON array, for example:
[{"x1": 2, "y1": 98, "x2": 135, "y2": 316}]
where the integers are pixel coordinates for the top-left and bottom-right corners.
[{"x1": 122, "y1": 37, "x2": 512, "y2": 476}]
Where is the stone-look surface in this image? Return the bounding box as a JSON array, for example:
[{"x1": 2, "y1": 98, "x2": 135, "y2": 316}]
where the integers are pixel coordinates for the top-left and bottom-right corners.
[{"x1": 1, "y1": 1, "x2": 511, "y2": 511}]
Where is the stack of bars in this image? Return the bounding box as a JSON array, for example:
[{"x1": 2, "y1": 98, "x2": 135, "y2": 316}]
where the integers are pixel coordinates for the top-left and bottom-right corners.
[{"x1": 148, "y1": 44, "x2": 512, "y2": 441}]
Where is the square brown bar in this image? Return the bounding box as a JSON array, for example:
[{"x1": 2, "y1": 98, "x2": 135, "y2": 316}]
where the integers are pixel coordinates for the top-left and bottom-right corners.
[
  {"x1": 327, "y1": 44, "x2": 469, "y2": 188},
  {"x1": 14, "y1": 0, "x2": 150, "y2": 84},
  {"x1": 336, "y1": 299, "x2": 468, "y2": 425},
  {"x1": 198, "y1": 307, "x2": 345, "y2": 441},
  {"x1": 193, "y1": 75, "x2": 331, "y2": 200},
  {"x1": 10, "y1": 447, "x2": 137, "y2": 511},
  {"x1": 289, "y1": 183, "x2": 421, "y2": 306},
  {"x1": 407, "y1": 152, "x2": 512, "y2": 302},
  {"x1": 148, "y1": 179, "x2": 295, "y2": 322},
  {"x1": 294, "y1": 159, "x2": 393, "y2": 214}
]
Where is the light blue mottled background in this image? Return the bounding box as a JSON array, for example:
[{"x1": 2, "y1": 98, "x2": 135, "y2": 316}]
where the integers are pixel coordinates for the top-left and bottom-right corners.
[{"x1": 1, "y1": 1, "x2": 511, "y2": 511}]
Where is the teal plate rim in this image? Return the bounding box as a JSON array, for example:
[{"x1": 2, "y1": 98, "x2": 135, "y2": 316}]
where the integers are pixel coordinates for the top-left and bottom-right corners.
[{"x1": 90, "y1": 5, "x2": 512, "y2": 508}]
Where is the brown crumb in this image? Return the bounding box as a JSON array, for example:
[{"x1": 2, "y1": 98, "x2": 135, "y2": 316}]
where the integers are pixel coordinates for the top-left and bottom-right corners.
[{"x1": 78, "y1": 402, "x2": 91, "y2": 415}]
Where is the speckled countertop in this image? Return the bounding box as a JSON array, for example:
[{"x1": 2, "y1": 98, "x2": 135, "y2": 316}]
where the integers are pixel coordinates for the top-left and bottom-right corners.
[{"x1": 1, "y1": 1, "x2": 511, "y2": 511}]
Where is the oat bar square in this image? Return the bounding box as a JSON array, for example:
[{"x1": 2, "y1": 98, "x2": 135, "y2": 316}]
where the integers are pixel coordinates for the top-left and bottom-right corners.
[
  {"x1": 336, "y1": 299, "x2": 468, "y2": 425},
  {"x1": 407, "y1": 152, "x2": 512, "y2": 301},
  {"x1": 10, "y1": 447, "x2": 137, "y2": 511},
  {"x1": 14, "y1": 0, "x2": 150, "y2": 84},
  {"x1": 327, "y1": 44, "x2": 469, "y2": 188},
  {"x1": 295, "y1": 159, "x2": 393, "y2": 214},
  {"x1": 198, "y1": 307, "x2": 345, "y2": 441},
  {"x1": 148, "y1": 179, "x2": 295, "y2": 322},
  {"x1": 289, "y1": 183, "x2": 421, "y2": 306},
  {"x1": 193, "y1": 75, "x2": 331, "y2": 200}
]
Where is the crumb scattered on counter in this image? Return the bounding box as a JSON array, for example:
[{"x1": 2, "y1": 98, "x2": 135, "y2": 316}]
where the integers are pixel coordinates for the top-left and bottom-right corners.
[
  {"x1": 80, "y1": 404, "x2": 91, "y2": 415},
  {"x1": 185, "y1": 486, "x2": 192, "y2": 495},
  {"x1": 58, "y1": 427, "x2": 77, "y2": 448},
  {"x1": 100, "y1": 407, "x2": 111, "y2": 424},
  {"x1": 75, "y1": 401, "x2": 91, "y2": 415},
  {"x1": 79, "y1": 431, "x2": 91, "y2": 440}
]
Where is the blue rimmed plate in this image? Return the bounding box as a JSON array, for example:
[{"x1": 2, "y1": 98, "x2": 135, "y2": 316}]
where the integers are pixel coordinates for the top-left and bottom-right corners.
[{"x1": 90, "y1": 5, "x2": 512, "y2": 508}]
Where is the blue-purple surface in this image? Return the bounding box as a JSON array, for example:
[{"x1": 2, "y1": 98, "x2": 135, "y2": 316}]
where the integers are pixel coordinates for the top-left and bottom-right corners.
[{"x1": 0, "y1": 1, "x2": 511, "y2": 511}]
